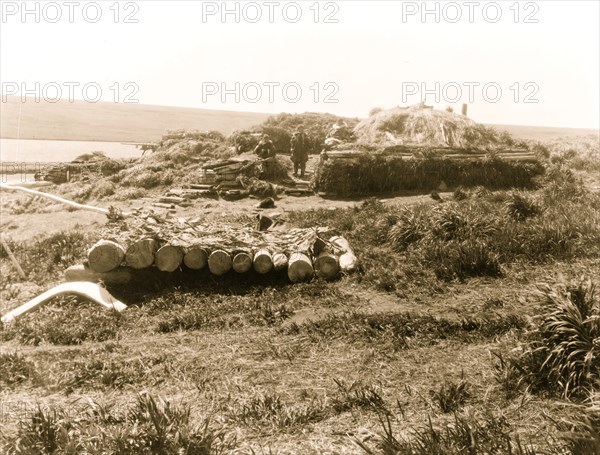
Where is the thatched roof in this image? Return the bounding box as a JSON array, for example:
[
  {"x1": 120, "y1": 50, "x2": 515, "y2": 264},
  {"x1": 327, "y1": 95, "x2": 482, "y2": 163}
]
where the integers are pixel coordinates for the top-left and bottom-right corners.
[{"x1": 354, "y1": 105, "x2": 524, "y2": 150}]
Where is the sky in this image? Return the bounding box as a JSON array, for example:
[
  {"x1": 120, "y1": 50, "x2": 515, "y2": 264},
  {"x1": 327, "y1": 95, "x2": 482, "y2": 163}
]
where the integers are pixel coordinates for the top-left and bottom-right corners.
[{"x1": 1, "y1": 0, "x2": 599, "y2": 128}]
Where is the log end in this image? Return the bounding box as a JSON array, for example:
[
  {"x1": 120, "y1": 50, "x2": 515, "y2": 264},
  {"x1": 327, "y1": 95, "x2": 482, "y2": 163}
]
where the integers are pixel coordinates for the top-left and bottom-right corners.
[{"x1": 208, "y1": 250, "x2": 232, "y2": 276}]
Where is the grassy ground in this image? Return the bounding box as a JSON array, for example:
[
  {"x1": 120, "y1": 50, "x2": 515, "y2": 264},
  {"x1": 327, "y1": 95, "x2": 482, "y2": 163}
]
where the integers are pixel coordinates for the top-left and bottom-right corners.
[{"x1": 1, "y1": 160, "x2": 599, "y2": 453}]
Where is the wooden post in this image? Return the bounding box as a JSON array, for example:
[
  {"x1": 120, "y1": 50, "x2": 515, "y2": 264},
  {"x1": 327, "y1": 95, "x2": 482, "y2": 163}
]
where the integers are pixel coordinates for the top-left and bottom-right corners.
[{"x1": 0, "y1": 233, "x2": 26, "y2": 279}]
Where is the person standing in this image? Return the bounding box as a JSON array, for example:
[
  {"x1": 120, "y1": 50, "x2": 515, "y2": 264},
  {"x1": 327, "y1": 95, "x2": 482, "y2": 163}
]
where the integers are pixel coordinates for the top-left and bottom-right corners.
[{"x1": 290, "y1": 125, "x2": 309, "y2": 177}]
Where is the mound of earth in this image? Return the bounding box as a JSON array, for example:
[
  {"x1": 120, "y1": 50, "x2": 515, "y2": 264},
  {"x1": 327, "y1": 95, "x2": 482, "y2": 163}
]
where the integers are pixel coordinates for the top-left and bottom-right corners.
[
  {"x1": 354, "y1": 105, "x2": 527, "y2": 150},
  {"x1": 231, "y1": 112, "x2": 360, "y2": 155}
]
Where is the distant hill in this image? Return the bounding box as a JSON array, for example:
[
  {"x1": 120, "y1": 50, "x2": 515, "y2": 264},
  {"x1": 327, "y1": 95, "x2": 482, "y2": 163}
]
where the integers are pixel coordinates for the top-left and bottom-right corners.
[
  {"x1": 1, "y1": 96, "x2": 597, "y2": 144},
  {"x1": 488, "y1": 124, "x2": 599, "y2": 142},
  {"x1": 0, "y1": 96, "x2": 270, "y2": 143}
]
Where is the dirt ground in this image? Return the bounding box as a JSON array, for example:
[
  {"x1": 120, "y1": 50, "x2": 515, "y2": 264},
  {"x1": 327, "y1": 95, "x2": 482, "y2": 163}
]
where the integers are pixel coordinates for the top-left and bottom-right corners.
[{"x1": 0, "y1": 188, "x2": 438, "y2": 242}]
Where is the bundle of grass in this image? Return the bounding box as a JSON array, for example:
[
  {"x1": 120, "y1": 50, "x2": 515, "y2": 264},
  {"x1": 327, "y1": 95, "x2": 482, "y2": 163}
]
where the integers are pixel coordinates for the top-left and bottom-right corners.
[
  {"x1": 314, "y1": 153, "x2": 544, "y2": 196},
  {"x1": 149, "y1": 130, "x2": 233, "y2": 167},
  {"x1": 354, "y1": 104, "x2": 527, "y2": 150},
  {"x1": 115, "y1": 163, "x2": 174, "y2": 189}
]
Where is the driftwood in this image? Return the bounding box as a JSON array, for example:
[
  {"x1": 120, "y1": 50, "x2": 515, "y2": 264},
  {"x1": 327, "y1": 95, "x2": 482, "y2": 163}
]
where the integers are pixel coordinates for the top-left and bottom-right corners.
[
  {"x1": 314, "y1": 251, "x2": 339, "y2": 280},
  {"x1": 208, "y1": 250, "x2": 232, "y2": 275},
  {"x1": 155, "y1": 245, "x2": 184, "y2": 272},
  {"x1": 83, "y1": 216, "x2": 355, "y2": 282},
  {"x1": 330, "y1": 236, "x2": 358, "y2": 273},
  {"x1": 288, "y1": 253, "x2": 314, "y2": 283},
  {"x1": 159, "y1": 196, "x2": 186, "y2": 204},
  {"x1": 125, "y1": 238, "x2": 159, "y2": 269},
  {"x1": 1, "y1": 282, "x2": 126, "y2": 326},
  {"x1": 272, "y1": 252, "x2": 288, "y2": 271},
  {"x1": 88, "y1": 240, "x2": 125, "y2": 273},
  {"x1": 183, "y1": 246, "x2": 208, "y2": 270},
  {"x1": 253, "y1": 249, "x2": 273, "y2": 274},
  {"x1": 1, "y1": 233, "x2": 26, "y2": 279},
  {"x1": 0, "y1": 183, "x2": 131, "y2": 216},
  {"x1": 233, "y1": 251, "x2": 253, "y2": 273}
]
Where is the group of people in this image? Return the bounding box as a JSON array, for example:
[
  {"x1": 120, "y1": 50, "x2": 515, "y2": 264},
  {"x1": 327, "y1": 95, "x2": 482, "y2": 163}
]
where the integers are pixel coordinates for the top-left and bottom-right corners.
[{"x1": 253, "y1": 120, "x2": 351, "y2": 178}]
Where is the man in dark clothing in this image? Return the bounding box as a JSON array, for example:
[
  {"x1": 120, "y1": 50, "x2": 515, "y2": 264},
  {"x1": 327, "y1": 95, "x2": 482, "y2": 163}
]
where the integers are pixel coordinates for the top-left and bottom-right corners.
[
  {"x1": 254, "y1": 134, "x2": 276, "y2": 159},
  {"x1": 290, "y1": 125, "x2": 309, "y2": 177}
]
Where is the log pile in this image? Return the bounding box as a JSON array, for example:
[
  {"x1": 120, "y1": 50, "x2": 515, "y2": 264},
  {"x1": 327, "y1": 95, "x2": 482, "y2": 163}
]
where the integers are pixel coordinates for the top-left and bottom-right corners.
[{"x1": 75, "y1": 211, "x2": 358, "y2": 284}]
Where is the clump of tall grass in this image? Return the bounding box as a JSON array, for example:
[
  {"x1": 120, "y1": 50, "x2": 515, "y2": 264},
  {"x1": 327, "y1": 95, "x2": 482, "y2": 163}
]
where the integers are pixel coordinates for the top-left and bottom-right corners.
[
  {"x1": 494, "y1": 278, "x2": 599, "y2": 400},
  {"x1": 332, "y1": 379, "x2": 389, "y2": 415},
  {"x1": 533, "y1": 279, "x2": 599, "y2": 398},
  {"x1": 354, "y1": 413, "x2": 541, "y2": 455},
  {"x1": 558, "y1": 391, "x2": 600, "y2": 453},
  {"x1": 0, "y1": 352, "x2": 37, "y2": 387},
  {"x1": 504, "y1": 190, "x2": 542, "y2": 221},
  {"x1": 1, "y1": 393, "x2": 237, "y2": 455},
  {"x1": 227, "y1": 392, "x2": 324, "y2": 430},
  {"x1": 430, "y1": 379, "x2": 471, "y2": 413}
]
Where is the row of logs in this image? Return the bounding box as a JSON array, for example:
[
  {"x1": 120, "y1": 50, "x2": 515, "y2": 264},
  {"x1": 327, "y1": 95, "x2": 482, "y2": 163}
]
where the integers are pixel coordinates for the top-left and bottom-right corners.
[{"x1": 87, "y1": 236, "x2": 357, "y2": 283}]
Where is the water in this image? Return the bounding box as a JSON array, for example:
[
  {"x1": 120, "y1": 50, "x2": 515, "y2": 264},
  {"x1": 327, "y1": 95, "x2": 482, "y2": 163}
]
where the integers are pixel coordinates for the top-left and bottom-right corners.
[{"x1": 0, "y1": 138, "x2": 142, "y2": 163}]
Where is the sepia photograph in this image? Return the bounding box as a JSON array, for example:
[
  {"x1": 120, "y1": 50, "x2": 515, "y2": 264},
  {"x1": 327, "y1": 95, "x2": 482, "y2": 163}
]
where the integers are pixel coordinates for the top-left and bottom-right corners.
[{"x1": 1, "y1": 1, "x2": 599, "y2": 453}]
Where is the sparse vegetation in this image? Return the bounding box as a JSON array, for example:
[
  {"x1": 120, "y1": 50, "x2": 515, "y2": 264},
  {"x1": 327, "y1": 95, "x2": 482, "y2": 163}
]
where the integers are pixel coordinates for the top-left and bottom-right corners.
[
  {"x1": 1, "y1": 393, "x2": 238, "y2": 455},
  {"x1": 430, "y1": 379, "x2": 471, "y2": 413},
  {"x1": 1, "y1": 122, "x2": 599, "y2": 453}
]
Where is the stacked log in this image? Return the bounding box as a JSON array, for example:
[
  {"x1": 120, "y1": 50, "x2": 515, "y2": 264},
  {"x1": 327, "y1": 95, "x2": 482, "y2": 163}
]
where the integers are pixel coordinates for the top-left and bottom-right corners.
[
  {"x1": 232, "y1": 251, "x2": 253, "y2": 273},
  {"x1": 272, "y1": 252, "x2": 288, "y2": 271},
  {"x1": 88, "y1": 240, "x2": 125, "y2": 273},
  {"x1": 253, "y1": 249, "x2": 273, "y2": 274},
  {"x1": 155, "y1": 245, "x2": 184, "y2": 272},
  {"x1": 126, "y1": 238, "x2": 158, "y2": 269},
  {"x1": 183, "y1": 246, "x2": 208, "y2": 270},
  {"x1": 329, "y1": 236, "x2": 358, "y2": 273},
  {"x1": 288, "y1": 253, "x2": 314, "y2": 283},
  {"x1": 79, "y1": 220, "x2": 358, "y2": 284},
  {"x1": 208, "y1": 250, "x2": 232, "y2": 275},
  {"x1": 314, "y1": 251, "x2": 339, "y2": 280}
]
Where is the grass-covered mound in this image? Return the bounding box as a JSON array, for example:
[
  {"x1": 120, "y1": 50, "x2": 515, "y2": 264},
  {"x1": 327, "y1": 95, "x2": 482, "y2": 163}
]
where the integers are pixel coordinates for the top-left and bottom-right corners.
[
  {"x1": 314, "y1": 154, "x2": 544, "y2": 196},
  {"x1": 311, "y1": 105, "x2": 543, "y2": 196},
  {"x1": 109, "y1": 130, "x2": 234, "y2": 190},
  {"x1": 354, "y1": 105, "x2": 528, "y2": 150},
  {"x1": 230, "y1": 112, "x2": 360, "y2": 155}
]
